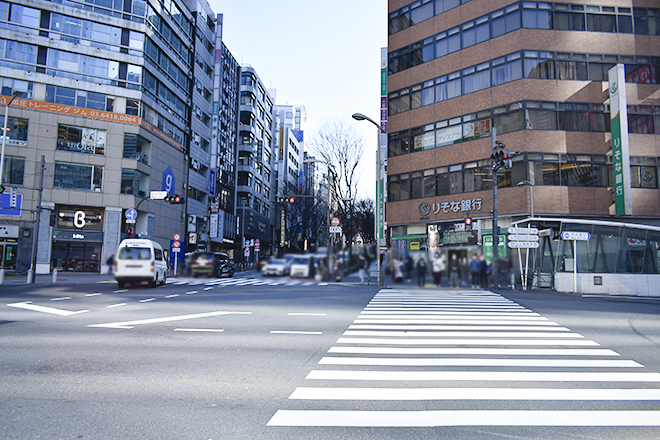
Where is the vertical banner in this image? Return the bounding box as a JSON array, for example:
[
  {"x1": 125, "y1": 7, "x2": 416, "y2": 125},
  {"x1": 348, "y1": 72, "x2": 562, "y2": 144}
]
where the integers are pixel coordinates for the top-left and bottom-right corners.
[
  {"x1": 379, "y1": 47, "x2": 388, "y2": 247},
  {"x1": 608, "y1": 64, "x2": 633, "y2": 216}
]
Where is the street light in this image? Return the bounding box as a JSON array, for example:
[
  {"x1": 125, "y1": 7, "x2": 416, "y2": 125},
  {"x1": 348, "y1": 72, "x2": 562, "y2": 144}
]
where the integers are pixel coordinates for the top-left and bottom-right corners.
[
  {"x1": 516, "y1": 180, "x2": 535, "y2": 218},
  {"x1": 0, "y1": 90, "x2": 23, "y2": 188},
  {"x1": 352, "y1": 112, "x2": 385, "y2": 287}
]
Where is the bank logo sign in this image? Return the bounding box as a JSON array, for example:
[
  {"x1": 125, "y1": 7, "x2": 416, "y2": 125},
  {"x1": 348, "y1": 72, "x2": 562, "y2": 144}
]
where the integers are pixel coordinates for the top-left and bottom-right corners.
[{"x1": 608, "y1": 64, "x2": 633, "y2": 216}]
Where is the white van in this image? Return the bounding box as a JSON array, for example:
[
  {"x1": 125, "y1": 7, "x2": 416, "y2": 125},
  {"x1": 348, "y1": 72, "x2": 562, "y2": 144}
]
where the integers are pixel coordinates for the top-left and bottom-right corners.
[{"x1": 114, "y1": 239, "x2": 168, "y2": 288}]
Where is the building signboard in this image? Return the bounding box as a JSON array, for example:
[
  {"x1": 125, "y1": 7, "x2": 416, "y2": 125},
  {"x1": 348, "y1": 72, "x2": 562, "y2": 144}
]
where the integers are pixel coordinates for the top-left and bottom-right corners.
[
  {"x1": 609, "y1": 64, "x2": 633, "y2": 216},
  {"x1": 419, "y1": 198, "x2": 483, "y2": 218}
]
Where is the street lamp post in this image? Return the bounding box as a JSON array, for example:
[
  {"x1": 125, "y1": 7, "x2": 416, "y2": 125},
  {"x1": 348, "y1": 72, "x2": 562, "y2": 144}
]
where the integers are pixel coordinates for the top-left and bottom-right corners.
[
  {"x1": 516, "y1": 180, "x2": 535, "y2": 218},
  {"x1": 352, "y1": 112, "x2": 385, "y2": 286}
]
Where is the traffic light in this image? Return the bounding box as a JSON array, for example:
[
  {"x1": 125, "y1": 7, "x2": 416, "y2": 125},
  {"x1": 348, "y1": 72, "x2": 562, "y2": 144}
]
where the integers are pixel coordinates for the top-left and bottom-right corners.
[
  {"x1": 288, "y1": 197, "x2": 294, "y2": 203},
  {"x1": 126, "y1": 227, "x2": 133, "y2": 238},
  {"x1": 164, "y1": 194, "x2": 184, "y2": 204},
  {"x1": 502, "y1": 148, "x2": 512, "y2": 169},
  {"x1": 465, "y1": 214, "x2": 472, "y2": 232},
  {"x1": 49, "y1": 212, "x2": 56, "y2": 226}
]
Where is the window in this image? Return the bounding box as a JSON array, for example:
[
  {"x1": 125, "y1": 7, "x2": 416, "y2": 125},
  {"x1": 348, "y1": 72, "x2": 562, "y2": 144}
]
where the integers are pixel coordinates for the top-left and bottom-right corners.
[
  {"x1": 523, "y1": 3, "x2": 553, "y2": 29},
  {"x1": 57, "y1": 125, "x2": 106, "y2": 155},
  {"x1": 587, "y1": 13, "x2": 617, "y2": 32},
  {"x1": 1, "y1": 156, "x2": 24, "y2": 185},
  {"x1": 121, "y1": 169, "x2": 149, "y2": 196},
  {"x1": 462, "y1": 16, "x2": 489, "y2": 48},
  {"x1": 435, "y1": 28, "x2": 461, "y2": 58},
  {"x1": 436, "y1": 73, "x2": 461, "y2": 101},
  {"x1": 492, "y1": 54, "x2": 523, "y2": 86},
  {"x1": 123, "y1": 134, "x2": 150, "y2": 164},
  {"x1": 1, "y1": 117, "x2": 28, "y2": 147},
  {"x1": 555, "y1": 11, "x2": 585, "y2": 31},
  {"x1": 491, "y1": 4, "x2": 521, "y2": 38},
  {"x1": 524, "y1": 52, "x2": 555, "y2": 79},
  {"x1": 54, "y1": 162, "x2": 102, "y2": 191},
  {"x1": 462, "y1": 63, "x2": 490, "y2": 94}
]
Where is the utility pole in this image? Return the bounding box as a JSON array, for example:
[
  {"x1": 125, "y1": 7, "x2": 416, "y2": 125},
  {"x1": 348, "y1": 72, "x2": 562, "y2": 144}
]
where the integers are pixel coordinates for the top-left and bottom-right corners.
[
  {"x1": 491, "y1": 128, "x2": 499, "y2": 289},
  {"x1": 27, "y1": 155, "x2": 45, "y2": 283}
]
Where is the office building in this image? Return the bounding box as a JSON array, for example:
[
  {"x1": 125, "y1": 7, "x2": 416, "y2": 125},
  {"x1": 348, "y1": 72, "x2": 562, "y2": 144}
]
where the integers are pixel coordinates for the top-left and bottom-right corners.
[{"x1": 387, "y1": 0, "x2": 660, "y2": 289}]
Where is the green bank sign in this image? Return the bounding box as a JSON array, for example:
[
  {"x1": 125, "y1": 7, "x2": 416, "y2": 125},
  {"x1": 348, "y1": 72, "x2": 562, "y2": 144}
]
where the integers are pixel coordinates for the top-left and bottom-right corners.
[{"x1": 608, "y1": 64, "x2": 633, "y2": 216}]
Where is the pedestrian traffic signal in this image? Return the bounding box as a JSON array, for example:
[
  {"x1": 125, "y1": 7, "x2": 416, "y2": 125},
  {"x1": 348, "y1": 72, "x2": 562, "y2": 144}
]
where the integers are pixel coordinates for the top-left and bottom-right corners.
[
  {"x1": 50, "y1": 212, "x2": 56, "y2": 226},
  {"x1": 465, "y1": 215, "x2": 472, "y2": 232},
  {"x1": 126, "y1": 227, "x2": 133, "y2": 238},
  {"x1": 164, "y1": 194, "x2": 184, "y2": 204}
]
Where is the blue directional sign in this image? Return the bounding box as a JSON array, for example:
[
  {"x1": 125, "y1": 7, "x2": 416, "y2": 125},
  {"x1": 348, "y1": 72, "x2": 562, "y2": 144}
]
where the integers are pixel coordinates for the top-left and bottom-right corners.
[
  {"x1": 162, "y1": 166, "x2": 175, "y2": 195},
  {"x1": 561, "y1": 231, "x2": 591, "y2": 241},
  {"x1": 125, "y1": 208, "x2": 138, "y2": 220},
  {"x1": 0, "y1": 193, "x2": 21, "y2": 216}
]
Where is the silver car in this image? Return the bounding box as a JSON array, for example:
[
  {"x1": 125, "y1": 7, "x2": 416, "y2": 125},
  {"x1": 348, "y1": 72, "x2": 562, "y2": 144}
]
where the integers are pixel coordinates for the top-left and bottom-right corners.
[{"x1": 262, "y1": 258, "x2": 291, "y2": 276}]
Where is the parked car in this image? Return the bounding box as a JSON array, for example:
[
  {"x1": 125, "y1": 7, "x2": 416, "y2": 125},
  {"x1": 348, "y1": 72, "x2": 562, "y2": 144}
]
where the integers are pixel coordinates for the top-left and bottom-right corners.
[
  {"x1": 262, "y1": 258, "x2": 291, "y2": 276},
  {"x1": 289, "y1": 255, "x2": 316, "y2": 278},
  {"x1": 256, "y1": 256, "x2": 272, "y2": 271},
  {"x1": 189, "y1": 252, "x2": 234, "y2": 278}
]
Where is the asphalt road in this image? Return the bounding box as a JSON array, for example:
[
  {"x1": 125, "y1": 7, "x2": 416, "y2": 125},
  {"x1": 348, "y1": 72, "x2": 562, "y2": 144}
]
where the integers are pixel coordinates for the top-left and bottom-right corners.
[{"x1": 1, "y1": 275, "x2": 660, "y2": 439}]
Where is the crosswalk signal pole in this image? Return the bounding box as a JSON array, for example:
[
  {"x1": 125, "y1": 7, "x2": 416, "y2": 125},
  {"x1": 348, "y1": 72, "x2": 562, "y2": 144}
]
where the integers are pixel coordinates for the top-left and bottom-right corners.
[{"x1": 491, "y1": 128, "x2": 499, "y2": 289}]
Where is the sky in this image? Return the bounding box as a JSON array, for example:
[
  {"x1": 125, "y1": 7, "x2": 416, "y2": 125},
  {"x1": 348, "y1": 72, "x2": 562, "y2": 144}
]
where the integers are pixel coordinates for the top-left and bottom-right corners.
[{"x1": 209, "y1": 0, "x2": 388, "y2": 200}]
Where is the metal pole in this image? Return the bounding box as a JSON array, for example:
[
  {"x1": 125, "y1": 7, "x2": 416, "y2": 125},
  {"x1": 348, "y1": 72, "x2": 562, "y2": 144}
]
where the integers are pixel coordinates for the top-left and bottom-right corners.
[
  {"x1": 573, "y1": 239, "x2": 577, "y2": 294},
  {"x1": 530, "y1": 184, "x2": 534, "y2": 218},
  {"x1": 375, "y1": 127, "x2": 381, "y2": 287},
  {"x1": 491, "y1": 127, "x2": 499, "y2": 289},
  {"x1": 28, "y1": 155, "x2": 45, "y2": 283}
]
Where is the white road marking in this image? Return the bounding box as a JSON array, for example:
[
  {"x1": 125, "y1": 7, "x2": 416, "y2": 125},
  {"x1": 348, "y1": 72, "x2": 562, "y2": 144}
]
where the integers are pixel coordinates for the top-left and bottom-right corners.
[
  {"x1": 7, "y1": 301, "x2": 89, "y2": 316},
  {"x1": 88, "y1": 310, "x2": 251, "y2": 329},
  {"x1": 51, "y1": 297, "x2": 71, "y2": 301},
  {"x1": 174, "y1": 328, "x2": 224, "y2": 333},
  {"x1": 342, "y1": 331, "x2": 584, "y2": 338},
  {"x1": 203, "y1": 287, "x2": 213, "y2": 290},
  {"x1": 360, "y1": 310, "x2": 538, "y2": 316},
  {"x1": 85, "y1": 293, "x2": 102, "y2": 297},
  {"x1": 139, "y1": 298, "x2": 156, "y2": 303},
  {"x1": 289, "y1": 387, "x2": 660, "y2": 401},
  {"x1": 106, "y1": 303, "x2": 127, "y2": 308},
  {"x1": 328, "y1": 347, "x2": 620, "y2": 356},
  {"x1": 348, "y1": 324, "x2": 569, "y2": 331},
  {"x1": 185, "y1": 291, "x2": 197, "y2": 295},
  {"x1": 357, "y1": 314, "x2": 548, "y2": 320},
  {"x1": 114, "y1": 289, "x2": 128, "y2": 293},
  {"x1": 305, "y1": 370, "x2": 660, "y2": 382},
  {"x1": 289, "y1": 313, "x2": 327, "y2": 316},
  {"x1": 270, "y1": 331, "x2": 323, "y2": 335},
  {"x1": 318, "y1": 357, "x2": 643, "y2": 368},
  {"x1": 267, "y1": 410, "x2": 660, "y2": 427},
  {"x1": 335, "y1": 337, "x2": 598, "y2": 346},
  {"x1": 165, "y1": 294, "x2": 179, "y2": 298},
  {"x1": 353, "y1": 319, "x2": 559, "y2": 325}
]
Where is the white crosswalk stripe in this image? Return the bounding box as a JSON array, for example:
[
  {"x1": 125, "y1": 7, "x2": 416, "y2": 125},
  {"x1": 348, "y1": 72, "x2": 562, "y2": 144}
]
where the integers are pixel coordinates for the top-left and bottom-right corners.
[
  {"x1": 165, "y1": 276, "x2": 329, "y2": 288},
  {"x1": 268, "y1": 289, "x2": 660, "y2": 428}
]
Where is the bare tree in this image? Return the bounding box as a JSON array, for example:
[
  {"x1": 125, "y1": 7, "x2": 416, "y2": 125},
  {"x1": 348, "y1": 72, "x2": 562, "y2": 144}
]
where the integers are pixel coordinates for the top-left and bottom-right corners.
[{"x1": 307, "y1": 119, "x2": 366, "y2": 246}]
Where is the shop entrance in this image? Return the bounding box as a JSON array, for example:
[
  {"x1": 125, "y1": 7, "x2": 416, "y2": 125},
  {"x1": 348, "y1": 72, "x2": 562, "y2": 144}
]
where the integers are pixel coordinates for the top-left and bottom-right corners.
[
  {"x1": 51, "y1": 243, "x2": 101, "y2": 272},
  {"x1": 0, "y1": 240, "x2": 17, "y2": 270}
]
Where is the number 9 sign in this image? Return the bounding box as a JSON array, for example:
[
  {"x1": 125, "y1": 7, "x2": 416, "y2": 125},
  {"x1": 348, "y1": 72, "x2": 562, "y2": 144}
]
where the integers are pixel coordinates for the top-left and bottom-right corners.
[{"x1": 162, "y1": 166, "x2": 175, "y2": 195}]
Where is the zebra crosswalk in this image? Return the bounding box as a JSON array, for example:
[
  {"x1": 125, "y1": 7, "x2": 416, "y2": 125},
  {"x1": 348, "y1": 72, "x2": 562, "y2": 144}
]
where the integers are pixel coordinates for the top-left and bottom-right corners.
[
  {"x1": 165, "y1": 276, "x2": 319, "y2": 288},
  {"x1": 267, "y1": 289, "x2": 660, "y2": 429}
]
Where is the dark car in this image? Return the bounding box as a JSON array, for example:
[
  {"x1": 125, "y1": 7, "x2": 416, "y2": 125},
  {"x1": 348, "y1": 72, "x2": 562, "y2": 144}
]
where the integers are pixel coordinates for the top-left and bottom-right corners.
[
  {"x1": 256, "y1": 255, "x2": 272, "y2": 271},
  {"x1": 189, "y1": 252, "x2": 234, "y2": 278}
]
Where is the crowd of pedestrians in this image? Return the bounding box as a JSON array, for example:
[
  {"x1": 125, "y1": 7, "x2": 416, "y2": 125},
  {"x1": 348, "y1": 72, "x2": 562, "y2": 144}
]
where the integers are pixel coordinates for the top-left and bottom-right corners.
[{"x1": 388, "y1": 250, "x2": 500, "y2": 289}]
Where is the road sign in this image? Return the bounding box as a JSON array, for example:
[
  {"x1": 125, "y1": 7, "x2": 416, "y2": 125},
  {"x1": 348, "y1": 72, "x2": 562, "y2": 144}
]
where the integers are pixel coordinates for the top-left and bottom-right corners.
[
  {"x1": 173, "y1": 233, "x2": 181, "y2": 241},
  {"x1": 126, "y1": 219, "x2": 136, "y2": 224},
  {"x1": 329, "y1": 226, "x2": 342, "y2": 233},
  {"x1": 508, "y1": 227, "x2": 539, "y2": 234},
  {"x1": 10, "y1": 187, "x2": 17, "y2": 208},
  {"x1": 173, "y1": 240, "x2": 181, "y2": 248},
  {"x1": 508, "y1": 234, "x2": 539, "y2": 241},
  {"x1": 331, "y1": 217, "x2": 341, "y2": 226},
  {"x1": 172, "y1": 247, "x2": 181, "y2": 253},
  {"x1": 125, "y1": 208, "x2": 137, "y2": 220},
  {"x1": 561, "y1": 231, "x2": 591, "y2": 241},
  {"x1": 150, "y1": 190, "x2": 167, "y2": 200},
  {"x1": 508, "y1": 241, "x2": 540, "y2": 249}
]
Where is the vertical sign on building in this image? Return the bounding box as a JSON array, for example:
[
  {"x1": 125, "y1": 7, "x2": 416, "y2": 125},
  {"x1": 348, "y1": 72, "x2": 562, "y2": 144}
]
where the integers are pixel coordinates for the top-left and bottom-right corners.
[
  {"x1": 379, "y1": 47, "x2": 388, "y2": 247},
  {"x1": 608, "y1": 64, "x2": 633, "y2": 216}
]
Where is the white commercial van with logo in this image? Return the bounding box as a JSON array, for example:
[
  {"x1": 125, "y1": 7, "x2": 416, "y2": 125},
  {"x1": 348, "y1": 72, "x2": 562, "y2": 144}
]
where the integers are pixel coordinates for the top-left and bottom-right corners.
[{"x1": 114, "y1": 239, "x2": 168, "y2": 288}]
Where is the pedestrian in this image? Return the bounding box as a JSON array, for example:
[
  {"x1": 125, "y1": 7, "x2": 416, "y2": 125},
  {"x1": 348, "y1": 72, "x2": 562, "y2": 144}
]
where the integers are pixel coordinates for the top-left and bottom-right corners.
[
  {"x1": 393, "y1": 257, "x2": 404, "y2": 283},
  {"x1": 106, "y1": 254, "x2": 114, "y2": 275},
  {"x1": 449, "y1": 253, "x2": 460, "y2": 288},
  {"x1": 416, "y1": 257, "x2": 427, "y2": 287},
  {"x1": 357, "y1": 254, "x2": 366, "y2": 284},
  {"x1": 480, "y1": 254, "x2": 489, "y2": 288},
  {"x1": 432, "y1": 251, "x2": 445, "y2": 287},
  {"x1": 470, "y1": 254, "x2": 481, "y2": 289},
  {"x1": 404, "y1": 255, "x2": 414, "y2": 282}
]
